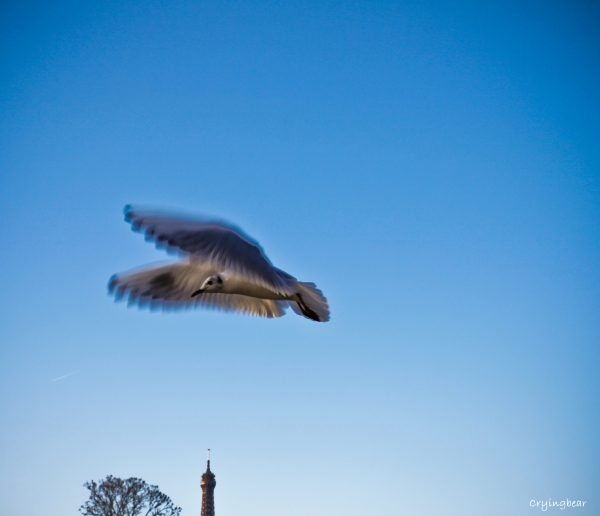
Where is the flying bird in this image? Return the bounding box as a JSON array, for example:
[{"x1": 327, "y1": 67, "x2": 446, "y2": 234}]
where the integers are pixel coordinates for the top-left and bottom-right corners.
[{"x1": 108, "y1": 206, "x2": 330, "y2": 322}]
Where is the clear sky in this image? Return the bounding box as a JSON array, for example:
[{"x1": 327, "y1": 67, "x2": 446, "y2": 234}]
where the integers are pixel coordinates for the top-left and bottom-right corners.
[{"x1": 1, "y1": 1, "x2": 599, "y2": 515}]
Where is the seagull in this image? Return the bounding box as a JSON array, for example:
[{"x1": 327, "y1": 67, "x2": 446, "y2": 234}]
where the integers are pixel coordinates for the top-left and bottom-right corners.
[{"x1": 108, "y1": 206, "x2": 330, "y2": 322}]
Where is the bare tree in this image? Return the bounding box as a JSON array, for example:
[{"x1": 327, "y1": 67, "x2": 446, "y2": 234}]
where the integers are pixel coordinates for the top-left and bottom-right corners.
[{"x1": 80, "y1": 475, "x2": 181, "y2": 516}]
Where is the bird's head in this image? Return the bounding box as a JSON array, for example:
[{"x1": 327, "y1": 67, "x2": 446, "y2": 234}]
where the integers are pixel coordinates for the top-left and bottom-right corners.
[{"x1": 192, "y1": 274, "x2": 224, "y2": 297}]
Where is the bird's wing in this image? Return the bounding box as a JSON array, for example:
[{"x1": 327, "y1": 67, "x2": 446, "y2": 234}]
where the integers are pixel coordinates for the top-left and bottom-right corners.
[
  {"x1": 124, "y1": 206, "x2": 297, "y2": 296},
  {"x1": 108, "y1": 259, "x2": 289, "y2": 318},
  {"x1": 109, "y1": 259, "x2": 217, "y2": 304}
]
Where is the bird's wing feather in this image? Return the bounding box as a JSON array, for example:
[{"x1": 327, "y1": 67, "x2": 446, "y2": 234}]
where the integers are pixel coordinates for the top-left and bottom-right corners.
[
  {"x1": 108, "y1": 259, "x2": 288, "y2": 318},
  {"x1": 109, "y1": 259, "x2": 216, "y2": 304},
  {"x1": 124, "y1": 206, "x2": 296, "y2": 295}
]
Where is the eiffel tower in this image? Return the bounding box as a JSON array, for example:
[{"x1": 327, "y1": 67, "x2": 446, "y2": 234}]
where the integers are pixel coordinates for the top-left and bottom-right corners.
[{"x1": 200, "y1": 450, "x2": 216, "y2": 516}]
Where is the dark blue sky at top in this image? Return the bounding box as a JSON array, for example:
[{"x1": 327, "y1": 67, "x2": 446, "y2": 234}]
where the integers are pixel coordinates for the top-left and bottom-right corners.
[{"x1": 1, "y1": 1, "x2": 599, "y2": 515}]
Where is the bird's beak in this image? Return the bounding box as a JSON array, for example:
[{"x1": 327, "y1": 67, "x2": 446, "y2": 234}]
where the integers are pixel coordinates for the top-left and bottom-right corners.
[{"x1": 191, "y1": 288, "x2": 205, "y2": 297}]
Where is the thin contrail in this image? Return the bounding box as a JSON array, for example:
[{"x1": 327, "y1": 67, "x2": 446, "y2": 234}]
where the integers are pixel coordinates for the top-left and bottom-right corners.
[{"x1": 52, "y1": 370, "x2": 79, "y2": 382}]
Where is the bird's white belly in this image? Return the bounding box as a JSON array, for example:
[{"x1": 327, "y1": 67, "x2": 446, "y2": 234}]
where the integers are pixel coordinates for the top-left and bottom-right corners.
[{"x1": 223, "y1": 278, "x2": 291, "y2": 300}]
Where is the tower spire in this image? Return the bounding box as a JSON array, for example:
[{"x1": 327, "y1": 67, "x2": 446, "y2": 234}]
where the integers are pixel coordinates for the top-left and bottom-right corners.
[{"x1": 200, "y1": 449, "x2": 216, "y2": 516}]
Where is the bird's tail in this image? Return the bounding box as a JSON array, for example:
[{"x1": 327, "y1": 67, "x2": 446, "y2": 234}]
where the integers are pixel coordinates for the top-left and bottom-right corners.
[{"x1": 290, "y1": 282, "x2": 330, "y2": 322}]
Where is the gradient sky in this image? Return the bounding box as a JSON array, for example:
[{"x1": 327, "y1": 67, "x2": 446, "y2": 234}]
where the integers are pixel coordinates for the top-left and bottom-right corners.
[{"x1": 1, "y1": 1, "x2": 599, "y2": 515}]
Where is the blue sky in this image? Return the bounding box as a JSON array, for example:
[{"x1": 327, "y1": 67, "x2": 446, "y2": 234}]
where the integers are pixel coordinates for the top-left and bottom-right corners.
[{"x1": 1, "y1": 1, "x2": 599, "y2": 515}]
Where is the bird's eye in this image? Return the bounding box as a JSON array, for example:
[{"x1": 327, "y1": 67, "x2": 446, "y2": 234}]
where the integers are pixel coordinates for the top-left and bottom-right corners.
[{"x1": 207, "y1": 281, "x2": 213, "y2": 285}]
